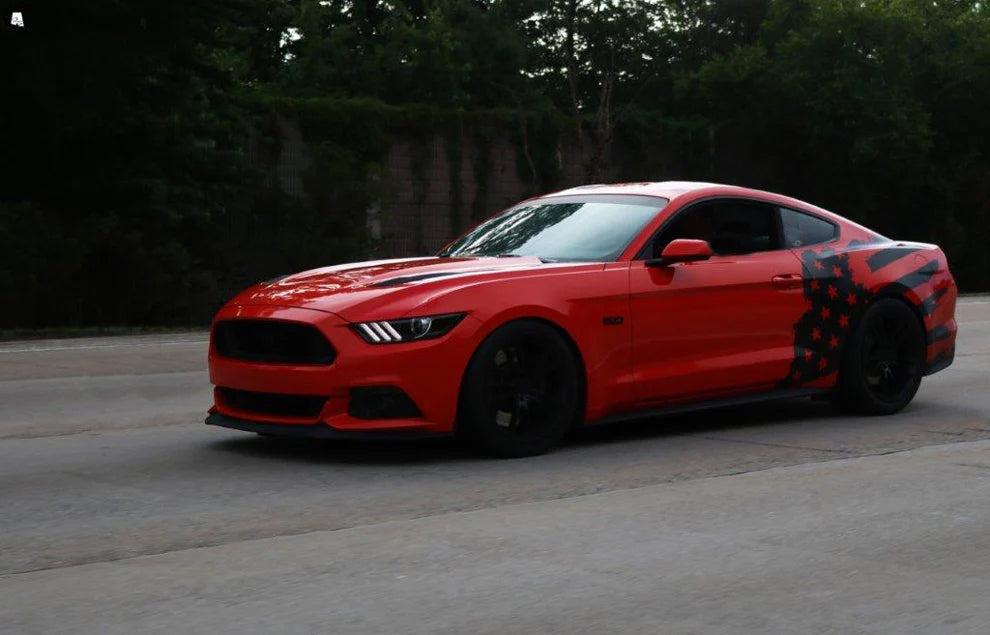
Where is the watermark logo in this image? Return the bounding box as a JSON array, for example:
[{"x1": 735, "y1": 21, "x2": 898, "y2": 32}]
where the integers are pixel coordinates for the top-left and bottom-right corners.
[{"x1": 11, "y1": 12, "x2": 24, "y2": 27}]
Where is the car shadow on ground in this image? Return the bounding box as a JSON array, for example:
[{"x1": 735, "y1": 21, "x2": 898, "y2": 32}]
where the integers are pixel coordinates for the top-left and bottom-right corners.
[
  {"x1": 206, "y1": 396, "x2": 842, "y2": 465},
  {"x1": 208, "y1": 434, "x2": 466, "y2": 465},
  {"x1": 572, "y1": 396, "x2": 841, "y2": 448}
]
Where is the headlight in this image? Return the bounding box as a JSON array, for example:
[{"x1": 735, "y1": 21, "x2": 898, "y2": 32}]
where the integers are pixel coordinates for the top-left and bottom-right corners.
[{"x1": 352, "y1": 313, "x2": 466, "y2": 344}]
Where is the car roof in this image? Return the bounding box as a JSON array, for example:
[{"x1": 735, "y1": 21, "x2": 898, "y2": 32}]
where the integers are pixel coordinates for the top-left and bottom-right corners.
[
  {"x1": 541, "y1": 180, "x2": 848, "y2": 218},
  {"x1": 544, "y1": 181, "x2": 751, "y2": 201}
]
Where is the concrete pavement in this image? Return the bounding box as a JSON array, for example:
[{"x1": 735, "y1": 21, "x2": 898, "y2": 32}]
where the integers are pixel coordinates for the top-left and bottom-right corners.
[{"x1": 2, "y1": 439, "x2": 989, "y2": 634}]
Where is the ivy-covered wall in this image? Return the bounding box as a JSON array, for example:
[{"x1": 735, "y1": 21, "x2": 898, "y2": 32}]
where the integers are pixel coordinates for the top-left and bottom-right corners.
[{"x1": 252, "y1": 97, "x2": 707, "y2": 261}]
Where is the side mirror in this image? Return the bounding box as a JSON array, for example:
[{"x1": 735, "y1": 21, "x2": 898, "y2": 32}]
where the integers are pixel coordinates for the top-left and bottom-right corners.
[{"x1": 646, "y1": 239, "x2": 713, "y2": 267}]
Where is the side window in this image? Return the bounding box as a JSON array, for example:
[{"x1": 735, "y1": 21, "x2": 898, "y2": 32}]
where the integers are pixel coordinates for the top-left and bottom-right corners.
[
  {"x1": 708, "y1": 200, "x2": 779, "y2": 255},
  {"x1": 780, "y1": 207, "x2": 837, "y2": 248},
  {"x1": 653, "y1": 199, "x2": 781, "y2": 257},
  {"x1": 652, "y1": 204, "x2": 715, "y2": 256}
]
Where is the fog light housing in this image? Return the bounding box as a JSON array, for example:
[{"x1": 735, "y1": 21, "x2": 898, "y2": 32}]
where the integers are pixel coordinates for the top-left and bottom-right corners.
[{"x1": 348, "y1": 386, "x2": 423, "y2": 420}]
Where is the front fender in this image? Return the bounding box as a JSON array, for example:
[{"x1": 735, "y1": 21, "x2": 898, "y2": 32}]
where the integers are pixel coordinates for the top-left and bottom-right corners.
[{"x1": 418, "y1": 265, "x2": 635, "y2": 423}]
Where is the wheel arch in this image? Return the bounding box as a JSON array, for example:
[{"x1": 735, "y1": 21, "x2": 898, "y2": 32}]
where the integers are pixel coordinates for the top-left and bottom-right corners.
[
  {"x1": 837, "y1": 291, "x2": 927, "y2": 414},
  {"x1": 869, "y1": 284, "x2": 929, "y2": 344},
  {"x1": 840, "y1": 288, "x2": 927, "y2": 367},
  {"x1": 454, "y1": 315, "x2": 588, "y2": 433}
]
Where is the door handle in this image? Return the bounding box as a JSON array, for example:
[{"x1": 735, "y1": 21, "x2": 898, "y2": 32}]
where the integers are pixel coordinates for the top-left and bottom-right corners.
[{"x1": 771, "y1": 273, "x2": 804, "y2": 288}]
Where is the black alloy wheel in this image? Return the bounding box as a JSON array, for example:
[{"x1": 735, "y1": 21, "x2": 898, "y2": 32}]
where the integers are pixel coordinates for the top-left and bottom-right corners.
[
  {"x1": 459, "y1": 320, "x2": 581, "y2": 457},
  {"x1": 840, "y1": 298, "x2": 925, "y2": 414}
]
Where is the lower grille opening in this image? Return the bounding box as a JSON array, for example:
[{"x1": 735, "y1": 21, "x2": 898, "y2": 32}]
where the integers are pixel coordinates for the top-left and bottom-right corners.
[
  {"x1": 348, "y1": 386, "x2": 422, "y2": 420},
  {"x1": 219, "y1": 387, "x2": 327, "y2": 419}
]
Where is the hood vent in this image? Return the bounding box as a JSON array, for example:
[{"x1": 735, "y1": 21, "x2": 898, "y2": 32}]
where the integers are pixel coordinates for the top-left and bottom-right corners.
[{"x1": 370, "y1": 268, "x2": 499, "y2": 288}]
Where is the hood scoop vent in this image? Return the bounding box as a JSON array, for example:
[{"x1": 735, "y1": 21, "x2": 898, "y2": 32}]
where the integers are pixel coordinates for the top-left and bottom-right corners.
[{"x1": 370, "y1": 268, "x2": 499, "y2": 288}]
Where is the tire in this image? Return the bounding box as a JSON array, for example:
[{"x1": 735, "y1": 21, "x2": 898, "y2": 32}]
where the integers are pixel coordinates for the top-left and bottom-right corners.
[
  {"x1": 839, "y1": 298, "x2": 925, "y2": 415},
  {"x1": 458, "y1": 320, "x2": 581, "y2": 457}
]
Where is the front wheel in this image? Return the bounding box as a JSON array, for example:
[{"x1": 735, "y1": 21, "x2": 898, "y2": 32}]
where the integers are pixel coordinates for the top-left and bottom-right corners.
[
  {"x1": 839, "y1": 298, "x2": 925, "y2": 415},
  {"x1": 458, "y1": 320, "x2": 581, "y2": 457}
]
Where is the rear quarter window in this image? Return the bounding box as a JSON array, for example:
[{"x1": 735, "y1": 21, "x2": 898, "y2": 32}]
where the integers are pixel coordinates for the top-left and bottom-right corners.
[{"x1": 780, "y1": 207, "x2": 838, "y2": 248}]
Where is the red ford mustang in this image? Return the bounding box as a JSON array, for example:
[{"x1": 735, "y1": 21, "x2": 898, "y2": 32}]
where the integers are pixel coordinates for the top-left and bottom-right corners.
[{"x1": 207, "y1": 182, "x2": 957, "y2": 456}]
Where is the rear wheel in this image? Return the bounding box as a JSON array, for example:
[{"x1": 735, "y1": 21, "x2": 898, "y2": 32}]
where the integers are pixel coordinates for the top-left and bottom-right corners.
[
  {"x1": 839, "y1": 298, "x2": 925, "y2": 414},
  {"x1": 458, "y1": 320, "x2": 580, "y2": 457}
]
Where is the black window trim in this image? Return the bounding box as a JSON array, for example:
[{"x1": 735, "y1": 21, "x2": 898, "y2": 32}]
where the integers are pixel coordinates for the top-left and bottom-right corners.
[{"x1": 634, "y1": 195, "x2": 841, "y2": 260}]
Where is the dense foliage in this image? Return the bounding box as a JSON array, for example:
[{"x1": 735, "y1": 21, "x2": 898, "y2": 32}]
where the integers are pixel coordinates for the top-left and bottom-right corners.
[{"x1": 1, "y1": 0, "x2": 987, "y2": 328}]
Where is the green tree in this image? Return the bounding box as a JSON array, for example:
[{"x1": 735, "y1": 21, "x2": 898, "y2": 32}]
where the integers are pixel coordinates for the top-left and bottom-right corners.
[
  {"x1": 693, "y1": 0, "x2": 989, "y2": 288},
  {"x1": 279, "y1": 0, "x2": 531, "y2": 108},
  {"x1": 0, "y1": 0, "x2": 278, "y2": 326},
  {"x1": 522, "y1": 0, "x2": 675, "y2": 180}
]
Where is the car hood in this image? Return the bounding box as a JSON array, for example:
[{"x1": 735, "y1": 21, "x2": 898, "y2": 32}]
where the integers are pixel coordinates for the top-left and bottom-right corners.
[{"x1": 228, "y1": 256, "x2": 573, "y2": 321}]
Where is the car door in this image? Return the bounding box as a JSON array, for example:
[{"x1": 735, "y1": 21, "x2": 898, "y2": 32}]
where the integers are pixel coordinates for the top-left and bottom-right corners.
[{"x1": 629, "y1": 198, "x2": 805, "y2": 405}]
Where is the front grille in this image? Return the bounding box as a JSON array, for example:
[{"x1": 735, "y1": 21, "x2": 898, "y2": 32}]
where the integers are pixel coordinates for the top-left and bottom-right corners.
[
  {"x1": 213, "y1": 320, "x2": 336, "y2": 365},
  {"x1": 219, "y1": 387, "x2": 327, "y2": 418}
]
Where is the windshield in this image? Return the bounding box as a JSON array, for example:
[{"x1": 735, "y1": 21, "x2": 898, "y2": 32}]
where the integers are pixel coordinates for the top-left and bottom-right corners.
[{"x1": 438, "y1": 194, "x2": 667, "y2": 262}]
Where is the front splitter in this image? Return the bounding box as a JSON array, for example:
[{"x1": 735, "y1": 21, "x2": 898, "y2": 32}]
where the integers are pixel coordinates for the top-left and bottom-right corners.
[{"x1": 205, "y1": 412, "x2": 449, "y2": 441}]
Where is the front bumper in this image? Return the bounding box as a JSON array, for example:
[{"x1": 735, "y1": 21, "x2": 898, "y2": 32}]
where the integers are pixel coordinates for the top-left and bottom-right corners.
[{"x1": 207, "y1": 304, "x2": 480, "y2": 435}]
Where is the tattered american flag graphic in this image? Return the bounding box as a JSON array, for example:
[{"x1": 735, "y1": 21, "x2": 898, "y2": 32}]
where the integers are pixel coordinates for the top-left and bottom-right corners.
[
  {"x1": 780, "y1": 248, "x2": 872, "y2": 385},
  {"x1": 780, "y1": 243, "x2": 946, "y2": 386}
]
